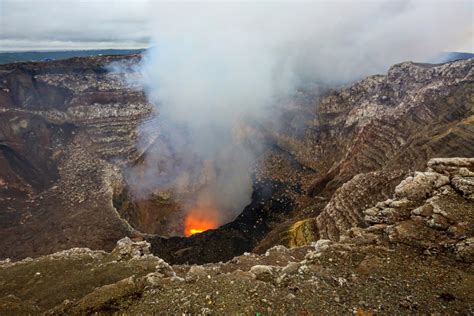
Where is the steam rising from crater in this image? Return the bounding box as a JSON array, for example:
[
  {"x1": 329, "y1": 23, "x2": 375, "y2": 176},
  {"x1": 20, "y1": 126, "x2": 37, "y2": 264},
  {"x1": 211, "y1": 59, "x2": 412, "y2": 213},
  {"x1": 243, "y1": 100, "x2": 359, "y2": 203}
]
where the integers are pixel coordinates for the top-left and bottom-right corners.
[{"x1": 121, "y1": 0, "x2": 472, "y2": 234}]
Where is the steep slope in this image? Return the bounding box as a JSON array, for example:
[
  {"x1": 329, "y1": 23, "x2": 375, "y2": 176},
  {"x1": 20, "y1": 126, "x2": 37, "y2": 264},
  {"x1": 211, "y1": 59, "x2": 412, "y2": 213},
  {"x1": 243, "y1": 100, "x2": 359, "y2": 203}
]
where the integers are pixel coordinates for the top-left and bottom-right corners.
[
  {"x1": 0, "y1": 55, "x2": 153, "y2": 259},
  {"x1": 256, "y1": 58, "x2": 473, "y2": 251}
]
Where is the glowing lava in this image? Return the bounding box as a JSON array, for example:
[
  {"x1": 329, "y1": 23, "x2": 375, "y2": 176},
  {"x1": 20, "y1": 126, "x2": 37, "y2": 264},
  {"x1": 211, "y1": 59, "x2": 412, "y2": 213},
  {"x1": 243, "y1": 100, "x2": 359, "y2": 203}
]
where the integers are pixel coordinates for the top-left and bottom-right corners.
[
  {"x1": 184, "y1": 207, "x2": 220, "y2": 237},
  {"x1": 189, "y1": 228, "x2": 204, "y2": 235}
]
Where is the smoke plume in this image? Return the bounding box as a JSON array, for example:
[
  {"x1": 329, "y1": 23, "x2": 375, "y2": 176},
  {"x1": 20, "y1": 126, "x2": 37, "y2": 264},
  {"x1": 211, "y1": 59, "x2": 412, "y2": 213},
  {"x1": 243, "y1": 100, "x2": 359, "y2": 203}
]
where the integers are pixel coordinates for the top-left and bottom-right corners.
[{"x1": 122, "y1": 0, "x2": 472, "y2": 234}]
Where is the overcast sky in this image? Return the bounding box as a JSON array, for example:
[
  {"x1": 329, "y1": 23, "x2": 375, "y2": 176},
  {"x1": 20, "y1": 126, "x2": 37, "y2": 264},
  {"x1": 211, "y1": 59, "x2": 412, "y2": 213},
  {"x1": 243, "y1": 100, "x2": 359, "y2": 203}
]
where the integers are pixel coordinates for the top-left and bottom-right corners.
[
  {"x1": 0, "y1": 0, "x2": 472, "y2": 52},
  {"x1": 0, "y1": 0, "x2": 151, "y2": 51}
]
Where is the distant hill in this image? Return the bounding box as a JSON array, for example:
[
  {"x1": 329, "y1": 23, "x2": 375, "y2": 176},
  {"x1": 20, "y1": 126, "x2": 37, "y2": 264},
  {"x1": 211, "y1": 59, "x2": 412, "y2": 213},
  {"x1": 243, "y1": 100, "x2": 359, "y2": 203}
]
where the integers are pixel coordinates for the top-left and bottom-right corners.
[
  {"x1": 0, "y1": 49, "x2": 145, "y2": 65},
  {"x1": 430, "y1": 52, "x2": 474, "y2": 64},
  {"x1": 1, "y1": 49, "x2": 471, "y2": 66}
]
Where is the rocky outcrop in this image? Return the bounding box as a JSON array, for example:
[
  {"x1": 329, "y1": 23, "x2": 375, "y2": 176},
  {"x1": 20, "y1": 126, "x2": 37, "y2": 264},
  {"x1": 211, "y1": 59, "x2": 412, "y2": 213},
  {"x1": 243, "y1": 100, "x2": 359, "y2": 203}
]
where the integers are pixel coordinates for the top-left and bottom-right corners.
[
  {"x1": 314, "y1": 169, "x2": 406, "y2": 241},
  {"x1": 0, "y1": 237, "x2": 180, "y2": 314},
  {"x1": 277, "y1": 157, "x2": 474, "y2": 266},
  {"x1": 358, "y1": 158, "x2": 474, "y2": 261},
  {"x1": 111, "y1": 237, "x2": 152, "y2": 260},
  {"x1": 306, "y1": 158, "x2": 474, "y2": 266}
]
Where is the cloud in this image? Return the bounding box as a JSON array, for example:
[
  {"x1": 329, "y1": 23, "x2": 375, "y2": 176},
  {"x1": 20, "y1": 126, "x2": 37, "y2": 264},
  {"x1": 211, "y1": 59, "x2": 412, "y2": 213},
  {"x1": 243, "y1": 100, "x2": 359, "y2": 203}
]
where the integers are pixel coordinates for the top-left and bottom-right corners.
[
  {"x1": 1, "y1": 0, "x2": 472, "y2": 53},
  {"x1": 121, "y1": 0, "x2": 473, "y2": 235}
]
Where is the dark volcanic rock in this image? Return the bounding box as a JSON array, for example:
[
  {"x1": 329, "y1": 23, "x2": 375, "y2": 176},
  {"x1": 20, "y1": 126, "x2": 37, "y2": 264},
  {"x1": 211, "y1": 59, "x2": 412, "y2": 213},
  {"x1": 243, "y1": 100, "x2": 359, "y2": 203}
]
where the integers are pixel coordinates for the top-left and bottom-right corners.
[{"x1": 147, "y1": 179, "x2": 295, "y2": 264}]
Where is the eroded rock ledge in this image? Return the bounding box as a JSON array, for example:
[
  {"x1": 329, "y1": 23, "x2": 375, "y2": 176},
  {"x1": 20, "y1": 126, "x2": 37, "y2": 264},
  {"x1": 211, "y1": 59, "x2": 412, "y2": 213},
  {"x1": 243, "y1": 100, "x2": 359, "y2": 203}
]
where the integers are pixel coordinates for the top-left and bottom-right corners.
[{"x1": 285, "y1": 158, "x2": 474, "y2": 259}]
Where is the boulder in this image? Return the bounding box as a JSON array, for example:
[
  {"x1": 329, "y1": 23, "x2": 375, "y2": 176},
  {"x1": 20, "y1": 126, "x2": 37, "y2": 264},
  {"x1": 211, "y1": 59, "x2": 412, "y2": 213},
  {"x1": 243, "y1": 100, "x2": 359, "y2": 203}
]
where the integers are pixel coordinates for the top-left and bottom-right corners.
[
  {"x1": 427, "y1": 158, "x2": 474, "y2": 176},
  {"x1": 111, "y1": 237, "x2": 151, "y2": 260},
  {"x1": 451, "y1": 176, "x2": 474, "y2": 200},
  {"x1": 70, "y1": 276, "x2": 145, "y2": 314},
  {"x1": 155, "y1": 258, "x2": 175, "y2": 277},
  {"x1": 185, "y1": 265, "x2": 207, "y2": 282},
  {"x1": 455, "y1": 238, "x2": 474, "y2": 263},
  {"x1": 250, "y1": 265, "x2": 275, "y2": 282},
  {"x1": 394, "y1": 172, "x2": 449, "y2": 200},
  {"x1": 281, "y1": 262, "x2": 301, "y2": 275}
]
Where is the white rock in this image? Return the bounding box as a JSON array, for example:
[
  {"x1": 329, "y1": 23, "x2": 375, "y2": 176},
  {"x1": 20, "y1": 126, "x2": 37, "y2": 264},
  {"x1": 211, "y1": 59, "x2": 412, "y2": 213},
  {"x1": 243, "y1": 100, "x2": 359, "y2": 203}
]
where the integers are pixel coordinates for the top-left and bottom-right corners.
[
  {"x1": 155, "y1": 258, "x2": 175, "y2": 277},
  {"x1": 250, "y1": 265, "x2": 275, "y2": 282},
  {"x1": 112, "y1": 237, "x2": 151, "y2": 260},
  {"x1": 395, "y1": 172, "x2": 449, "y2": 200},
  {"x1": 311, "y1": 239, "x2": 332, "y2": 252},
  {"x1": 282, "y1": 262, "x2": 301, "y2": 275}
]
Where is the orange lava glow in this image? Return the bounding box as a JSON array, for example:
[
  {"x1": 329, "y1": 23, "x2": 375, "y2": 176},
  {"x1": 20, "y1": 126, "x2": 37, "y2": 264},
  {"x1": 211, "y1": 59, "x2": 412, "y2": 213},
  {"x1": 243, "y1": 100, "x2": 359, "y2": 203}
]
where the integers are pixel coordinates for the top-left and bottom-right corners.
[
  {"x1": 184, "y1": 207, "x2": 220, "y2": 237},
  {"x1": 189, "y1": 228, "x2": 204, "y2": 235}
]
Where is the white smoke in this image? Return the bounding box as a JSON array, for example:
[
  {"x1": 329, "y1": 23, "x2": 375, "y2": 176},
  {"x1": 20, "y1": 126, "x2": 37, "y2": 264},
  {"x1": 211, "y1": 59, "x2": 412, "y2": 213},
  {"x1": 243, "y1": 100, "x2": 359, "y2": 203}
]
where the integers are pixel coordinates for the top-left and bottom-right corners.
[{"x1": 124, "y1": 0, "x2": 473, "y2": 233}]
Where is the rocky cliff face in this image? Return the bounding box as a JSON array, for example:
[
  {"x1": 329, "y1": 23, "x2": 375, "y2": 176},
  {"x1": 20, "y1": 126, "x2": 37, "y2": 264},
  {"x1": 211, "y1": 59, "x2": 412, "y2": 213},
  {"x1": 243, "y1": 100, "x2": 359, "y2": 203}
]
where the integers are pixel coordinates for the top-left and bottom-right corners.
[
  {"x1": 0, "y1": 55, "x2": 153, "y2": 259},
  {"x1": 0, "y1": 55, "x2": 472, "y2": 266},
  {"x1": 255, "y1": 58, "x2": 473, "y2": 251}
]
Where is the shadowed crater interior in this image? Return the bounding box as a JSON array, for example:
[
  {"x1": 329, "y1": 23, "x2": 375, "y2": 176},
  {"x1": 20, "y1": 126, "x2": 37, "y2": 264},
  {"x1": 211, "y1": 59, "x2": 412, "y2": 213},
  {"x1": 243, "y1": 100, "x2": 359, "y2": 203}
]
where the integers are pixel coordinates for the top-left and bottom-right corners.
[{"x1": 113, "y1": 177, "x2": 296, "y2": 264}]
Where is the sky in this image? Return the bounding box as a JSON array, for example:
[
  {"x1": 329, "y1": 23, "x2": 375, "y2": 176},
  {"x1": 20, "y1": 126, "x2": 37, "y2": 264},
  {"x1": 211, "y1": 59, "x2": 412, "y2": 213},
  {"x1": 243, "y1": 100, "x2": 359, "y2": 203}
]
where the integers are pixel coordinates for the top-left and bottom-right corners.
[
  {"x1": 0, "y1": 0, "x2": 150, "y2": 51},
  {"x1": 0, "y1": 0, "x2": 472, "y2": 52}
]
